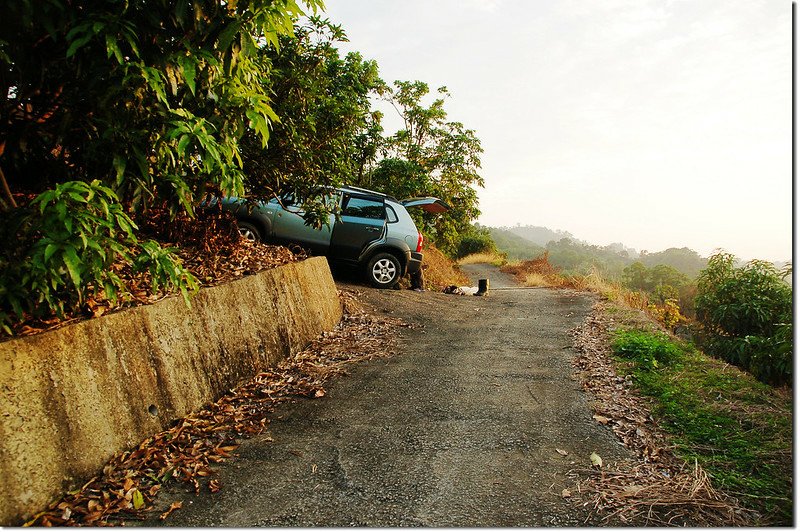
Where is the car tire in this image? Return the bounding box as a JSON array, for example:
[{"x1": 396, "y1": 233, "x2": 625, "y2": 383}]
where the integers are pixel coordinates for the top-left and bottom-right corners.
[
  {"x1": 366, "y1": 253, "x2": 401, "y2": 289},
  {"x1": 237, "y1": 221, "x2": 261, "y2": 242}
]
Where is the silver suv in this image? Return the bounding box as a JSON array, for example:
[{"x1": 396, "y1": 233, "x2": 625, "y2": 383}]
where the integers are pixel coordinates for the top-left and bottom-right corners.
[{"x1": 220, "y1": 186, "x2": 448, "y2": 288}]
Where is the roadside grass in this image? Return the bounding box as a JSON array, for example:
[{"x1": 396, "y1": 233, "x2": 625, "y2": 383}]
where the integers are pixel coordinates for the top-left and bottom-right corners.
[
  {"x1": 610, "y1": 328, "x2": 793, "y2": 525},
  {"x1": 457, "y1": 251, "x2": 507, "y2": 267},
  {"x1": 417, "y1": 242, "x2": 471, "y2": 290}
]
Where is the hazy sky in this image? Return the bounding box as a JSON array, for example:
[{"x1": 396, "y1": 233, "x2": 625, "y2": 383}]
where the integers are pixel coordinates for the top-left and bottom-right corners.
[{"x1": 322, "y1": 0, "x2": 792, "y2": 262}]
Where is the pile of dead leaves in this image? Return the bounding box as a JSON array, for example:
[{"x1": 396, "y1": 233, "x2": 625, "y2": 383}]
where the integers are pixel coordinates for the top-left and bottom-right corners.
[
  {"x1": 567, "y1": 302, "x2": 758, "y2": 526},
  {"x1": 24, "y1": 290, "x2": 411, "y2": 527}
]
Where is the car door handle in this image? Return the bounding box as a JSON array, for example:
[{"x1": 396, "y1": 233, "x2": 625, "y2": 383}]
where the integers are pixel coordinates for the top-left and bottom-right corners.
[{"x1": 366, "y1": 226, "x2": 381, "y2": 232}]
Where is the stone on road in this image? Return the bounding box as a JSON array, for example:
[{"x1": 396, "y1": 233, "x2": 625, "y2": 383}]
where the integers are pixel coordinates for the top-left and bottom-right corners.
[{"x1": 146, "y1": 266, "x2": 629, "y2": 526}]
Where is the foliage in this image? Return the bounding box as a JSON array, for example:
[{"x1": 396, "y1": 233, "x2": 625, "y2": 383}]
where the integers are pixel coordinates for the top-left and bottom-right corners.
[
  {"x1": 3, "y1": 0, "x2": 321, "y2": 209},
  {"x1": 0, "y1": 0, "x2": 317, "y2": 328},
  {"x1": 623, "y1": 262, "x2": 690, "y2": 300},
  {"x1": 640, "y1": 247, "x2": 708, "y2": 279},
  {"x1": 646, "y1": 299, "x2": 686, "y2": 331},
  {"x1": 543, "y1": 237, "x2": 631, "y2": 278},
  {"x1": 694, "y1": 252, "x2": 792, "y2": 385},
  {"x1": 240, "y1": 17, "x2": 385, "y2": 227},
  {"x1": 611, "y1": 328, "x2": 792, "y2": 524},
  {"x1": 0, "y1": 181, "x2": 196, "y2": 334},
  {"x1": 355, "y1": 81, "x2": 484, "y2": 256}
]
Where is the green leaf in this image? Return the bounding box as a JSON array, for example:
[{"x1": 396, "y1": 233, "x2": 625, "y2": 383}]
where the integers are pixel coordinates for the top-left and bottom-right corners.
[
  {"x1": 44, "y1": 243, "x2": 59, "y2": 262},
  {"x1": 66, "y1": 33, "x2": 93, "y2": 58},
  {"x1": 217, "y1": 21, "x2": 241, "y2": 51},
  {"x1": 181, "y1": 56, "x2": 196, "y2": 96},
  {"x1": 62, "y1": 247, "x2": 83, "y2": 290},
  {"x1": 177, "y1": 134, "x2": 191, "y2": 155}
]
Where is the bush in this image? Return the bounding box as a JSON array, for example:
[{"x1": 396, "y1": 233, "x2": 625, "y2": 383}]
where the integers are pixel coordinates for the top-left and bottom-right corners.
[
  {"x1": 456, "y1": 228, "x2": 497, "y2": 258},
  {"x1": 694, "y1": 253, "x2": 792, "y2": 385},
  {"x1": 0, "y1": 181, "x2": 197, "y2": 334}
]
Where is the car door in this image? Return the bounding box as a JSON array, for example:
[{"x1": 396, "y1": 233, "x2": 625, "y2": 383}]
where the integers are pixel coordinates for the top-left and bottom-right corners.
[
  {"x1": 329, "y1": 193, "x2": 387, "y2": 262},
  {"x1": 271, "y1": 193, "x2": 338, "y2": 253}
]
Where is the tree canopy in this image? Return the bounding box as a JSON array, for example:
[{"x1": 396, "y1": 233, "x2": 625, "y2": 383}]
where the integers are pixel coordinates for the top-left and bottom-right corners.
[{"x1": 354, "y1": 81, "x2": 485, "y2": 255}]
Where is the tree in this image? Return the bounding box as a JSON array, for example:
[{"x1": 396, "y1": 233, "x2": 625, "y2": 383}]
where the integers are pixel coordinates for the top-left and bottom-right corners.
[
  {"x1": 355, "y1": 81, "x2": 484, "y2": 256},
  {"x1": 0, "y1": 0, "x2": 320, "y2": 331},
  {"x1": 2, "y1": 0, "x2": 322, "y2": 212},
  {"x1": 694, "y1": 252, "x2": 792, "y2": 385},
  {"x1": 239, "y1": 17, "x2": 385, "y2": 227}
]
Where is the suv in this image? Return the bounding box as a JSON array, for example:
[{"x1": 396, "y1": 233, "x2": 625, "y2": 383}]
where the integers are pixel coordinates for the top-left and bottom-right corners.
[{"x1": 218, "y1": 186, "x2": 448, "y2": 288}]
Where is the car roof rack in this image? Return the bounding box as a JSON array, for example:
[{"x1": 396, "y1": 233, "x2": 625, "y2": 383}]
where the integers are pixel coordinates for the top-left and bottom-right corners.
[{"x1": 340, "y1": 185, "x2": 399, "y2": 202}]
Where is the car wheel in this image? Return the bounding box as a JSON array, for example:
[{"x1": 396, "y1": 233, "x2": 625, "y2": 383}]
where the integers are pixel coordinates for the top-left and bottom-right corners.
[
  {"x1": 366, "y1": 253, "x2": 401, "y2": 289},
  {"x1": 237, "y1": 222, "x2": 261, "y2": 242}
]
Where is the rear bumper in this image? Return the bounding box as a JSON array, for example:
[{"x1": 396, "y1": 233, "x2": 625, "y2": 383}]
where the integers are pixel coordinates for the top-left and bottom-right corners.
[{"x1": 407, "y1": 251, "x2": 423, "y2": 274}]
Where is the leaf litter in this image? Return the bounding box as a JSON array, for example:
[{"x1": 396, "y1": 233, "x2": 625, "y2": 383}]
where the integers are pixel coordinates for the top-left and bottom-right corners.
[
  {"x1": 567, "y1": 301, "x2": 759, "y2": 526},
  {"x1": 25, "y1": 288, "x2": 412, "y2": 526}
]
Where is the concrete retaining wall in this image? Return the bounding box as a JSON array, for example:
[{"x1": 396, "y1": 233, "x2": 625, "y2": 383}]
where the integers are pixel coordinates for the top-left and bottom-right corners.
[{"x1": 0, "y1": 257, "x2": 342, "y2": 525}]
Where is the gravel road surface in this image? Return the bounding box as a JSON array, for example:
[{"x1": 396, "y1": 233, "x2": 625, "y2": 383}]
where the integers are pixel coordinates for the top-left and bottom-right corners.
[{"x1": 144, "y1": 264, "x2": 630, "y2": 526}]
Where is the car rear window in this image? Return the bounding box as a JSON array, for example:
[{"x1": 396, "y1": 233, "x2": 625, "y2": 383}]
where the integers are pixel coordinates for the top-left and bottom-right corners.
[
  {"x1": 385, "y1": 205, "x2": 398, "y2": 223},
  {"x1": 342, "y1": 196, "x2": 385, "y2": 220}
]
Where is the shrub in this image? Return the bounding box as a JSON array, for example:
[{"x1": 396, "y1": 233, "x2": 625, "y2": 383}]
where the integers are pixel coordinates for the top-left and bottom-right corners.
[
  {"x1": 0, "y1": 181, "x2": 197, "y2": 334},
  {"x1": 694, "y1": 252, "x2": 792, "y2": 385},
  {"x1": 455, "y1": 226, "x2": 497, "y2": 259}
]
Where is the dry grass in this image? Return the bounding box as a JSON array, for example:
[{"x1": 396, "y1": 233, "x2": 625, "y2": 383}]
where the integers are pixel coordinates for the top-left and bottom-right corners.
[
  {"x1": 502, "y1": 255, "x2": 653, "y2": 314},
  {"x1": 418, "y1": 242, "x2": 470, "y2": 290},
  {"x1": 457, "y1": 251, "x2": 506, "y2": 267},
  {"x1": 522, "y1": 273, "x2": 551, "y2": 287},
  {"x1": 500, "y1": 252, "x2": 572, "y2": 288}
]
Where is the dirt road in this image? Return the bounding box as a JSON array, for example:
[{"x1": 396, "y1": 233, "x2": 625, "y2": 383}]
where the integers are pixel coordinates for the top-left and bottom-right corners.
[{"x1": 144, "y1": 265, "x2": 630, "y2": 526}]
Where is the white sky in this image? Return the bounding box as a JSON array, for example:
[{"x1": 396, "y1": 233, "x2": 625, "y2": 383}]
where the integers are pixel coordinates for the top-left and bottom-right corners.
[{"x1": 321, "y1": 0, "x2": 792, "y2": 262}]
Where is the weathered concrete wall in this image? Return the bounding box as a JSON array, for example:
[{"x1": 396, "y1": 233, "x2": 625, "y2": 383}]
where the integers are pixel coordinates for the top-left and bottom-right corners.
[{"x1": 0, "y1": 257, "x2": 341, "y2": 525}]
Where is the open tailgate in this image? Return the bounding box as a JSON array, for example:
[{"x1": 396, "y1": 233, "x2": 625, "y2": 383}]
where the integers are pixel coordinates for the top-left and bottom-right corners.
[{"x1": 401, "y1": 197, "x2": 450, "y2": 214}]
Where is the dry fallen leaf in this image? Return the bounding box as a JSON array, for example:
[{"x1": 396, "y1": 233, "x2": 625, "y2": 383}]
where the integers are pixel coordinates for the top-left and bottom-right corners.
[
  {"x1": 562, "y1": 488, "x2": 572, "y2": 498},
  {"x1": 314, "y1": 389, "x2": 326, "y2": 398},
  {"x1": 556, "y1": 448, "x2": 569, "y2": 456},
  {"x1": 590, "y1": 452, "x2": 603, "y2": 468},
  {"x1": 592, "y1": 414, "x2": 611, "y2": 425},
  {"x1": 160, "y1": 501, "x2": 183, "y2": 520}
]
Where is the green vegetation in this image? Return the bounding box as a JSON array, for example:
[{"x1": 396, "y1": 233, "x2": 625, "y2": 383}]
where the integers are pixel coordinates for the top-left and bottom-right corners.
[
  {"x1": 612, "y1": 329, "x2": 792, "y2": 524},
  {"x1": 240, "y1": 17, "x2": 384, "y2": 226},
  {"x1": 353, "y1": 81, "x2": 484, "y2": 256},
  {"x1": 455, "y1": 225, "x2": 498, "y2": 259},
  {"x1": 1, "y1": 3, "x2": 486, "y2": 332},
  {"x1": 695, "y1": 252, "x2": 792, "y2": 386}
]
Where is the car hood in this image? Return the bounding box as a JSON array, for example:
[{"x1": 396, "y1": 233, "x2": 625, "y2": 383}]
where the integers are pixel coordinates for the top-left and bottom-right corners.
[{"x1": 400, "y1": 197, "x2": 450, "y2": 214}]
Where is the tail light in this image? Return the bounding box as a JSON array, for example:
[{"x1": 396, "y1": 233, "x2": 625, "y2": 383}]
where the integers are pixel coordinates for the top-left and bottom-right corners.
[{"x1": 416, "y1": 231, "x2": 424, "y2": 253}]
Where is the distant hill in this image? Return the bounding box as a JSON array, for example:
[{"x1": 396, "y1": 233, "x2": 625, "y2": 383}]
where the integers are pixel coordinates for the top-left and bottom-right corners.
[
  {"x1": 638, "y1": 248, "x2": 707, "y2": 279},
  {"x1": 487, "y1": 224, "x2": 707, "y2": 280},
  {"x1": 499, "y1": 225, "x2": 576, "y2": 247},
  {"x1": 486, "y1": 226, "x2": 544, "y2": 260}
]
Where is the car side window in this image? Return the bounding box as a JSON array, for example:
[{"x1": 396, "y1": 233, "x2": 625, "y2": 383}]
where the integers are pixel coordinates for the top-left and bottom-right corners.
[
  {"x1": 385, "y1": 205, "x2": 398, "y2": 223},
  {"x1": 342, "y1": 196, "x2": 386, "y2": 220}
]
